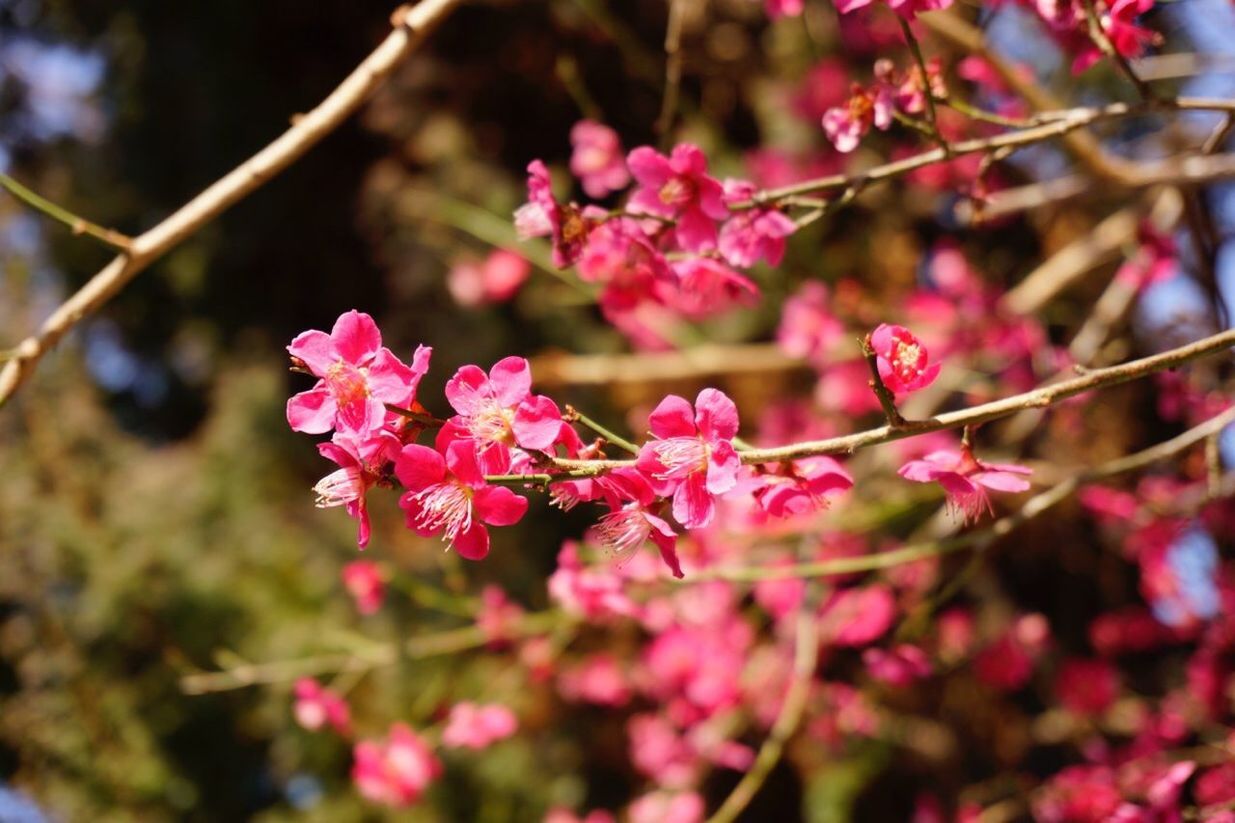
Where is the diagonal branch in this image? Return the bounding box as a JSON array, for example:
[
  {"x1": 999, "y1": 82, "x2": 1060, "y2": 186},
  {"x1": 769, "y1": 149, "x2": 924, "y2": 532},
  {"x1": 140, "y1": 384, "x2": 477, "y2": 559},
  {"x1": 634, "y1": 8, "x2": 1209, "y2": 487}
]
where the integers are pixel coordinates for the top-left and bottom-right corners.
[{"x1": 0, "y1": 0, "x2": 462, "y2": 409}]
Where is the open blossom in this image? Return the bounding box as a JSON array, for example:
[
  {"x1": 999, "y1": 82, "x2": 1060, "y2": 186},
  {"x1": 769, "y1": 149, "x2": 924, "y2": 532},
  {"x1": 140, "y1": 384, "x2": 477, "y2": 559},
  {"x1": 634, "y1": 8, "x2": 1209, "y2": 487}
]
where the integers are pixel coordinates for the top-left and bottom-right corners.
[
  {"x1": 870, "y1": 323, "x2": 940, "y2": 394},
  {"x1": 667, "y1": 257, "x2": 759, "y2": 319},
  {"x1": 822, "y1": 82, "x2": 893, "y2": 153},
  {"x1": 864, "y1": 644, "x2": 932, "y2": 687},
  {"x1": 628, "y1": 791, "x2": 705, "y2": 823},
  {"x1": 637, "y1": 389, "x2": 741, "y2": 529},
  {"x1": 777, "y1": 282, "x2": 844, "y2": 365},
  {"x1": 1055, "y1": 658, "x2": 1120, "y2": 716},
  {"x1": 627, "y1": 143, "x2": 728, "y2": 252},
  {"x1": 440, "y1": 702, "x2": 518, "y2": 750},
  {"x1": 559, "y1": 653, "x2": 633, "y2": 706},
  {"x1": 569, "y1": 120, "x2": 630, "y2": 198},
  {"x1": 286, "y1": 310, "x2": 431, "y2": 437},
  {"x1": 833, "y1": 0, "x2": 953, "y2": 16},
  {"x1": 898, "y1": 446, "x2": 1031, "y2": 523},
  {"x1": 589, "y1": 468, "x2": 684, "y2": 578},
  {"x1": 577, "y1": 217, "x2": 673, "y2": 319},
  {"x1": 293, "y1": 678, "x2": 351, "y2": 735},
  {"x1": 515, "y1": 159, "x2": 601, "y2": 267},
  {"x1": 447, "y1": 249, "x2": 530, "y2": 307},
  {"x1": 752, "y1": 456, "x2": 853, "y2": 518},
  {"x1": 974, "y1": 613, "x2": 1050, "y2": 691},
  {"x1": 314, "y1": 430, "x2": 399, "y2": 549},
  {"x1": 341, "y1": 560, "x2": 385, "y2": 615},
  {"x1": 718, "y1": 179, "x2": 796, "y2": 268},
  {"x1": 395, "y1": 438, "x2": 529, "y2": 560},
  {"x1": 352, "y1": 723, "x2": 441, "y2": 808},
  {"x1": 444, "y1": 356, "x2": 572, "y2": 474}
]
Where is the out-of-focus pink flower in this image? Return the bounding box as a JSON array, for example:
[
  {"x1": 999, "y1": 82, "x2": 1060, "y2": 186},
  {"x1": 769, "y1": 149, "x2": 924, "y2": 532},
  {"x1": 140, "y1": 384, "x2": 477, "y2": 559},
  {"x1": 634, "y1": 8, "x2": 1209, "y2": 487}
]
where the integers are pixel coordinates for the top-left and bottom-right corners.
[
  {"x1": 544, "y1": 810, "x2": 617, "y2": 823},
  {"x1": 1115, "y1": 222, "x2": 1177, "y2": 292},
  {"x1": 819, "y1": 584, "x2": 897, "y2": 646},
  {"x1": 476, "y1": 585, "x2": 525, "y2": 646},
  {"x1": 548, "y1": 542, "x2": 640, "y2": 620},
  {"x1": 974, "y1": 613, "x2": 1050, "y2": 691},
  {"x1": 792, "y1": 59, "x2": 851, "y2": 123},
  {"x1": 293, "y1": 678, "x2": 351, "y2": 736},
  {"x1": 835, "y1": 0, "x2": 953, "y2": 15},
  {"x1": 627, "y1": 143, "x2": 728, "y2": 252},
  {"x1": 576, "y1": 217, "x2": 673, "y2": 320},
  {"x1": 935, "y1": 606, "x2": 975, "y2": 663},
  {"x1": 313, "y1": 430, "x2": 400, "y2": 548},
  {"x1": 1055, "y1": 658, "x2": 1120, "y2": 716},
  {"x1": 443, "y1": 356, "x2": 572, "y2": 474},
  {"x1": 667, "y1": 257, "x2": 759, "y2": 318},
  {"x1": 1196, "y1": 763, "x2": 1235, "y2": 807},
  {"x1": 898, "y1": 446, "x2": 1031, "y2": 523},
  {"x1": 352, "y1": 723, "x2": 441, "y2": 808},
  {"x1": 341, "y1": 560, "x2": 385, "y2": 615},
  {"x1": 869, "y1": 323, "x2": 941, "y2": 395},
  {"x1": 515, "y1": 159, "x2": 601, "y2": 267},
  {"x1": 395, "y1": 438, "x2": 529, "y2": 560},
  {"x1": 1089, "y1": 606, "x2": 1181, "y2": 656},
  {"x1": 639, "y1": 619, "x2": 751, "y2": 722},
  {"x1": 718, "y1": 179, "x2": 796, "y2": 268},
  {"x1": 441, "y1": 702, "x2": 518, "y2": 750},
  {"x1": 1101, "y1": 0, "x2": 1161, "y2": 63},
  {"x1": 447, "y1": 249, "x2": 531, "y2": 307},
  {"x1": 637, "y1": 389, "x2": 741, "y2": 529},
  {"x1": 558, "y1": 654, "x2": 633, "y2": 706},
  {"x1": 1033, "y1": 765, "x2": 1124, "y2": 823},
  {"x1": 864, "y1": 644, "x2": 932, "y2": 686},
  {"x1": 590, "y1": 469, "x2": 683, "y2": 578},
  {"x1": 570, "y1": 120, "x2": 630, "y2": 198},
  {"x1": 777, "y1": 282, "x2": 844, "y2": 366},
  {"x1": 286, "y1": 310, "x2": 431, "y2": 437},
  {"x1": 823, "y1": 83, "x2": 894, "y2": 152},
  {"x1": 752, "y1": 456, "x2": 853, "y2": 518},
  {"x1": 628, "y1": 791, "x2": 705, "y2": 823}
]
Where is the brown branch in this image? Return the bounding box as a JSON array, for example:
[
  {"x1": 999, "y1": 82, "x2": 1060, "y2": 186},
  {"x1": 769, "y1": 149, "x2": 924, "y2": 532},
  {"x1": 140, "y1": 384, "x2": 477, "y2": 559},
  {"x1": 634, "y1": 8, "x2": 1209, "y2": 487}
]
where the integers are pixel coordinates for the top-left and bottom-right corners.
[
  {"x1": 654, "y1": 0, "x2": 688, "y2": 141},
  {"x1": 548, "y1": 327, "x2": 1235, "y2": 476},
  {"x1": 0, "y1": 0, "x2": 462, "y2": 409}
]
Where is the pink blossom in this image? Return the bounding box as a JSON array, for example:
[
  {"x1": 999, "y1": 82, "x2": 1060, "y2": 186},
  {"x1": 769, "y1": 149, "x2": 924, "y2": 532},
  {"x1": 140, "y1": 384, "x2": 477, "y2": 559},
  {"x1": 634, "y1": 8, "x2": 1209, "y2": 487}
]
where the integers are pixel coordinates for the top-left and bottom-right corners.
[
  {"x1": 1196, "y1": 763, "x2": 1235, "y2": 807},
  {"x1": 1034, "y1": 765, "x2": 1124, "y2": 823},
  {"x1": 636, "y1": 390, "x2": 741, "y2": 529},
  {"x1": 628, "y1": 791, "x2": 705, "y2": 823},
  {"x1": 544, "y1": 810, "x2": 617, "y2": 823},
  {"x1": 869, "y1": 323, "x2": 941, "y2": 394},
  {"x1": 558, "y1": 653, "x2": 632, "y2": 706},
  {"x1": 341, "y1": 560, "x2": 385, "y2": 615},
  {"x1": 313, "y1": 430, "x2": 400, "y2": 549},
  {"x1": 476, "y1": 585, "x2": 525, "y2": 646},
  {"x1": 718, "y1": 179, "x2": 796, "y2": 268},
  {"x1": 864, "y1": 644, "x2": 932, "y2": 686},
  {"x1": 626, "y1": 143, "x2": 728, "y2": 252},
  {"x1": 569, "y1": 120, "x2": 630, "y2": 198},
  {"x1": 293, "y1": 678, "x2": 351, "y2": 735},
  {"x1": 974, "y1": 613, "x2": 1050, "y2": 691},
  {"x1": 777, "y1": 282, "x2": 844, "y2": 366},
  {"x1": 444, "y1": 356, "x2": 570, "y2": 474},
  {"x1": 286, "y1": 310, "x2": 431, "y2": 437},
  {"x1": 576, "y1": 217, "x2": 673, "y2": 320},
  {"x1": 835, "y1": 0, "x2": 953, "y2": 14},
  {"x1": 515, "y1": 159, "x2": 600, "y2": 267},
  {"x1": 547, "y1": 542, "x2": 640, "y2": 620},
  {"x1": 1101, "y1": 0, "x2": 1161, "y2": 63},
  {"x1": 822, "y1": 83, "x2": 894, "y2": 153},
  {"x1": 351, "y1": 723, "x2": 441, "y2": 808},
  {"x1": 819, "y1": 584, "x2": 897, "y2": 647},
  {"x1": 594, "y1": 503, "x2": 682, "y2": 579},
  {"x1": 792, "y1": 59, "x2": 851, "y2": 123},
  {"x1": 447, "y1": 249, "x2": 530, "y2": 307},
  {"x1": 395, "y1": 438, "x2": 529, "y2": 560},
  {"x1": 1055, "y1": 658, "x2": 1120, "y2": 716},
  {"x1": 639, "y1": 620, "x2": 751, "y2": 721},
  {"x1": 898, "y1": 446, "x2": 1031, "y2": 523},
  {"x1": 440, "y1": 702, "x2": 518, "y2": 750},
  {"x1": 752, "y1": 456, "x2": 853, "y2": 518},
  {"x1": 667, "y1": 257, "x2": 759, "y2": 318}
]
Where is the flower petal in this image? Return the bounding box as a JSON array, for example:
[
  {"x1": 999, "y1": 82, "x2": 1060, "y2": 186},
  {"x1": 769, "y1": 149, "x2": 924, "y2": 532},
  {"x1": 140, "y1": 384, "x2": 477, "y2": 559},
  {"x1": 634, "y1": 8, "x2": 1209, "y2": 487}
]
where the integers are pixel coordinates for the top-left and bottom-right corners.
[
  {"x1": 647, "y1": 394, "x2": 697, "y2": 439},
  {"x1": 695, "y1": 388, "x2": 739, "y2": 442},
  {"x1": 394, "y1": 444, "x2": 446, "y2": 491},
  {"x1": 474, "y1": 485, "x2": 530, "y2": 527},
  {"x1": 287, "y1": 388, "x2": 337, "y2": 434},
  {"x1": 453, "y1": 522, "x2": 491, "y2": 560},
  {"x1": 330, "y1": 310, "x2": 382, "y2": 364},
  {"x1": 287, "y1": 329, "x2": 336, "y2": 374},
  {"x1": 488, "y1": 356, "x2": 533, "y2": 408},
  {"x1": 513, "y1": 395, "x2": 565, "y2": 451}
]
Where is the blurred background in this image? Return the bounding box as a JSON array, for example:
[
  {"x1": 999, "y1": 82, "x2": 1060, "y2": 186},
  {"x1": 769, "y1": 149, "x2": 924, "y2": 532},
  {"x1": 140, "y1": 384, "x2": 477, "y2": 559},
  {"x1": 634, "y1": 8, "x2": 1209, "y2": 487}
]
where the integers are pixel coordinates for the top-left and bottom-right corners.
[{"x1": 3, "y1": 0, "x2": 1235, "y2": 820}]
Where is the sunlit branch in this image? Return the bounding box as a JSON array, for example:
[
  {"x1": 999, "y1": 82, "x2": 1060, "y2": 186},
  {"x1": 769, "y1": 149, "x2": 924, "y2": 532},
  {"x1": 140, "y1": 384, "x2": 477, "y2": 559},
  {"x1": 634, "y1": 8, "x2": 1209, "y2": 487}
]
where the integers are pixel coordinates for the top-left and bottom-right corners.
[{"x1": 0, "y1": 172, "x2": 133, "y2": 251}]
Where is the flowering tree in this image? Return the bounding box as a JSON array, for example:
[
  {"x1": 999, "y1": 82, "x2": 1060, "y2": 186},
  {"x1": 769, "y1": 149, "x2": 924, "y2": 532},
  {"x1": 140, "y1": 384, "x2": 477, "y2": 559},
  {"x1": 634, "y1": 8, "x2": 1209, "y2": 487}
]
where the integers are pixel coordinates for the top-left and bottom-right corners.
[{"x1": 5, "y1": 0, "x2": 1235, "y2": 819}]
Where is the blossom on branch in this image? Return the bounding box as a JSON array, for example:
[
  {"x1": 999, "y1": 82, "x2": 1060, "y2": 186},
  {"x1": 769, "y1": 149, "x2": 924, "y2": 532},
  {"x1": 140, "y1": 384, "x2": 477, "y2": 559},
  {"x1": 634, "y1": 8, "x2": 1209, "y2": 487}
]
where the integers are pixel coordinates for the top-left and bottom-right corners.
[
  {"x1": 898, "y1": 445, "x2": 1031, "y2": 523},
  {"x1": 627, "y1": 143, "x2": 728, "y2": 252}
]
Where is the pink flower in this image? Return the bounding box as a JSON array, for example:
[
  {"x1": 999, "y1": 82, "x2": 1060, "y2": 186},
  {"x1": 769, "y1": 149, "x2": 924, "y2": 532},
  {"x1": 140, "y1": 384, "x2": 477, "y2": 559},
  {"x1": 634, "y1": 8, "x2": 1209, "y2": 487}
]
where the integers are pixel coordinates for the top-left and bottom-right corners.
[
  {"x1": 636, "y1": 389, "x2": 741, "y2": 529},
  {"x1": 570, "y1": 120, "x2": 630, "y2": 198},
  {"x1": 819, "y1": 584, "x2": 897, "y2": 647},
  {"x1": 352, "y1": 723, "x2": 441, "y2": 808},
  {"x1": 594, "y1": 504, "x2": 682, "y2": 579},
  {"x1": 515, "y1": 159, "x2": 600, "y2": 267},
  {"x1": 718, "y1": 180, "x2": 797, "y2": 268},
  {"x1": 1101, "y1": 0, "x2": 1160, "y2": 63},
  {"x1": 864, "y1": 644, "x2": 932, "y2": 686},
  {"x1": 1055, "y1": 658, "x2": 1120, "y2": 716},
  {"x1": 286, "y1": 310, "x2": 431, "y2": 437},
  {"x1": 444, "y1": 356, "x2": 570, "y2": 474},
  {"x1": 293, "y1": 678, "x2": 351, "y2": 735},
  {"x1": 548, "y1": 542, "x2": 640, "y2": 620},
  {"x1": 869, "y1": 323, "x2": 941, "y2": 394},
  {"x1": 341, "y1": 560, "x2": 385, "y2": 615},
  {"x1": 974, "y1": 613, "x2": 1050, "y2": 691},
  {"x1": 752, "y1": 456, "x2": 853, "y2": 518},
  {"x1": 833, "y1": 0, "x2": 953, "y2": 15},
  {"x1": 447, "y1": 249, "x2": 530, "y2": 307},
  {"x1": 558, "y1": 653, "x2": 633, "y2": 706},
  {"x1": 667, "y1": 257, "x2": 759, "y2": 318},
  {"x1": 628, "y1": 791, "x2": 705, "y2": 823},
  {"x1": 1033, "y1": 766, "x2": 1124, "y2": 823},
  {"x1": 898, "y1": 446, "x2": 1031, "y2": 523},
  {"x1": 441, "y1": 702, "x2": 518, "y2": 750},
  {"x1": 626, "y1": 143, "x2": 728, "y2": 252},
  {"x1": 313, "y1": 430, "x2": 400, "y2": 549},
  {"x1": 777, "y1": 282, "x2": 844, "y2": 365},
  {"x1": 545, "y1": 810, "x2": 617, "y2": 823},
  {"x1": 822, "y1": 83, "x2": 894, "y2": 153},
  {"x1": 576, "y1": 217, "x2": 673, "y2": 320},
  {"x1": 395, "y1": 438, "x2": 529, "y2": 560},
  {"x1": 476, "y1": 585, "x2": 525, "y2": 645}
]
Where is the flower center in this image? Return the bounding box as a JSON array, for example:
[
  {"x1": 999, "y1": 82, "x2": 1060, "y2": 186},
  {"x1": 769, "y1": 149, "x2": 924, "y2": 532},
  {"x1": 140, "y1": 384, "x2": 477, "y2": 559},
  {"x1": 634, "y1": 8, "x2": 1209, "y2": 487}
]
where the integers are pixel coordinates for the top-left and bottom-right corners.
[
  {"x1": 659, "y1": 177, "x2": 695, "y2": 208},
  {"x1": 410, "y1": 482, "x2": 474, "y2": 543},
  {"x1": 595, "y1": 506, "x2": 652, "y2": 556},
  {"x1": 314, "y1": 466, "x2": 363, "y2": 508},
  {"x1": 326, "y1": 360, "x2": 370, "y2": 407},
  {"x1": 651, "y1": 437, "x2": 709, "y2": 482},
  {"x1": 470, "y1": 400, "x2": 515, "y2": 444}
]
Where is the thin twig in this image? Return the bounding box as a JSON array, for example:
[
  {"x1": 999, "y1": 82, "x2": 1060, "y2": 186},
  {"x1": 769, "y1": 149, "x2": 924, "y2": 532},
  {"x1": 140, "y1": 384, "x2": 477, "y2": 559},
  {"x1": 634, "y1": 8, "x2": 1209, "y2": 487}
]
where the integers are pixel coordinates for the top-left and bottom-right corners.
[
  {"x1": 1081, "y1": 0, "x2": 1157, "y2": 101},
  {"x1": 0, "y1": 0, "x2": 463, "y2": 409},
  {"x1": 896, "y1": 16, "x2": 949, "y2": 153},
  {"x1": 861, "y1": 333, "x2": 908, "y2": 428},
  {"x1": 654, "y1": 0, "x2": 687, "y2": 142},
  {"x1": 565, "y1": 405, "x2": 639, "y2": 454},
  {"x1": 0, "y1": 172, "x2": 133, "y2": 251}
]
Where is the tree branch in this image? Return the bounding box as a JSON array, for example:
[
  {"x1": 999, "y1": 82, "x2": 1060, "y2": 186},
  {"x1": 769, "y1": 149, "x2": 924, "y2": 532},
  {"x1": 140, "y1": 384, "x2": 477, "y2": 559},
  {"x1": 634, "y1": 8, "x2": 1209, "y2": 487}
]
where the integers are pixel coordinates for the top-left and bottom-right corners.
[
  {"x1": 0, "y1": 0, "x2": 463, "y2": 409},
  {"x1": 0, "y1": 172, "x2": 133, "y2": 251}
]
